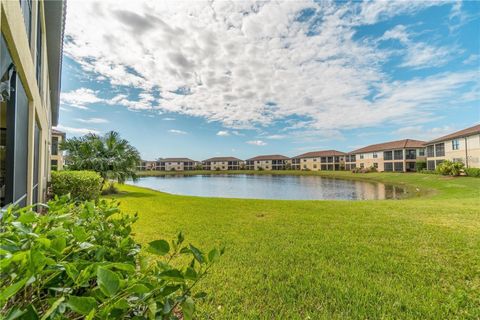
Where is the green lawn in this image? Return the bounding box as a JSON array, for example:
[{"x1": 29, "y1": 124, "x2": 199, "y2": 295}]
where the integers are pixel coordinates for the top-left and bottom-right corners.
[{"x1": 108, "y1": 172, "x2": 480, "y2": 319}]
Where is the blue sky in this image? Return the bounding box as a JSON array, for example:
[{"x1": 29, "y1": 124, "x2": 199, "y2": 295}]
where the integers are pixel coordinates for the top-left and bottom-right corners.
[{"x1": 57, "y1": 1, "x2": 479, "y2": 160}]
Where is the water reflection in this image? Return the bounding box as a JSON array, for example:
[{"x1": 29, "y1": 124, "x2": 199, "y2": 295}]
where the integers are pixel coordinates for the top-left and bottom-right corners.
[{"x1": 129, "y1": 174, "x2": 408, "y2": 200}]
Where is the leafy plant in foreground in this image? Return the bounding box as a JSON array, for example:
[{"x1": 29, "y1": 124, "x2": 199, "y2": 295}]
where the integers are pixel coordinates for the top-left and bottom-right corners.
[{"x1": 0, "y1": 196, "x2": 223, "y2": 319}]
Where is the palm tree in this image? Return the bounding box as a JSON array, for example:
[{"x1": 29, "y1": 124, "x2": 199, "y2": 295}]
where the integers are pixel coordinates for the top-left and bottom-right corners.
[{"x1": 60, "y1": 131, "x2": 141, "y2": 189}]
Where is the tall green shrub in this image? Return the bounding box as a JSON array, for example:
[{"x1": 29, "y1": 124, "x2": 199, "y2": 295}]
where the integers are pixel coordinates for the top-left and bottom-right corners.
[
  {"x1": 465, "y1": 167, "x2": 480, "y2": 177},
  {"x1": 436, "y1": 160, "x2": 464, "y2": 176},
  {"x1": 0, "y1": 197, "x2": 222, "y2": 319},
  {"x1": 51, "y1": 170, "x2": 102, "y2": 201}
]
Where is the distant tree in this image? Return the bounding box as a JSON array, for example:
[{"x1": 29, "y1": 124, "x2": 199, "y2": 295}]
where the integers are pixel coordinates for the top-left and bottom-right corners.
[{"x1": 60, "y1": 131, "x2": 141, "y2": 190}]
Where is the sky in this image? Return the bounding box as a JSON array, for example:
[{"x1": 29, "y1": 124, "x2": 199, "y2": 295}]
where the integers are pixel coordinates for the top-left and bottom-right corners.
[{"x1": 56, "y1": 0, "x2": 480, "y2": 160}]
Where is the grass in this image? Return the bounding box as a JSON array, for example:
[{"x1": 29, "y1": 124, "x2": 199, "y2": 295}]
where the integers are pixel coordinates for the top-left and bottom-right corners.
[{"x1": 108, "y1": 171, "x2": 480, "y2": 319}]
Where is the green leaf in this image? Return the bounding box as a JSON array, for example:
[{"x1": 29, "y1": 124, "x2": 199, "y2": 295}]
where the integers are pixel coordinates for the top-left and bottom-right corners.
[
  {"x1": 72, "y1": 226, "x2": 88, "y2": 242},
  {"x1": 4, "y1": 304, "x2": 38, "y2": 320},
  {"x1": 127, "y1": 284, "x2": 150, "y2": 294},
  {"x1": 67, "y1": 296, "x2": 97, "y2": 315},
  {"x1": 189, "y1": 244, "x2": 204, "y2": 264},
  {"x1": 177, "y1": 231, "x2": 185, "y2": 245},
  {"x1": 159, "y1": 269, "x2": 184, "y2": 282},
  {"x1": 97, "y1": 267, "x2": 120, "y2": 296},
  {"x1": 148, "y1": 240, "x2": 170, "y2": 256},
  {"x1": 184, "y1": 267, "x2": 197, "y2": 280},
  {"x1": 181, "y1": 297, "x2": 195, "y2": 320},
  {"x1": 113, "y1": 298, "x2": 129, "y2": 309},
  {"x1": 0, "y1": 277, "x2": 28, "y2": 303},
  {"x1": 208, "y1": 248, "x2": 220, "y2": 263},
  {"x1": 109, "y1": 262, "x2": 136, "y2": 273},
  {"x1": 18, "y1": 212, "x2": 37, "y2": 224},
  {"x1": 51, "y1": 237, "x2": 66, "y2": 253},
  {"x1": 40, "y1": 296, "x2": 65, "y2": 320}
]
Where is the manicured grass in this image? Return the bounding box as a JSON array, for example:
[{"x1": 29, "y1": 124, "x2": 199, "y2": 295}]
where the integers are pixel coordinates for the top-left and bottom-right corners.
[{"x1": 109, "y1": 172, "x2": 480, "y2": 319}]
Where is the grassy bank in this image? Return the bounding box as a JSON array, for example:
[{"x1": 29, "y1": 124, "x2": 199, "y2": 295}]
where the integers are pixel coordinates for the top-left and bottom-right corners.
[{"x1": 109, "y1": 172, "x2": 480, "y2": 319}]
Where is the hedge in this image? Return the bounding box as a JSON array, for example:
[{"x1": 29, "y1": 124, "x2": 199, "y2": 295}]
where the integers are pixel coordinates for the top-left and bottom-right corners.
[
  {"x1": 465, "y1": 167, "x2": 480, "y2": 177},
  {"x1": 51, "y1": 170, "x2": 102, "y2": 201}
]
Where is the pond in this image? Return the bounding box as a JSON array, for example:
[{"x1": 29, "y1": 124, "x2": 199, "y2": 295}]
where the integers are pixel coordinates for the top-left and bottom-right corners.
[{"x1": 128, "y1": 174, "x2": 409, "y2": 200}]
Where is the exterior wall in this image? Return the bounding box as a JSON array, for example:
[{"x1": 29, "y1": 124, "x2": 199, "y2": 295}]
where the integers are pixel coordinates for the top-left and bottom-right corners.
[
  {"x1": 297, "y1": 156, "x2": 344, "y2": 171},
  {"x1": 203, "y1": 161, "x2": 243, "y2": 170},
  {"x1": 50, "y1": 132, "x2": 64, "y2": 170},
  {"x1": 162, "y1": 161, "x2": 196, "y2": 171},
  {"x1": 354, "y1": 148, "x2": 425, "y2": 172},
  {"x1": 246, "y1": 159, "x2": 290, "y2": 170},
  {"x1": 425, "y1": 134, "x2": 480, "y2": 169},
  {"x1": 1, "y1": 0, "x2": 53, "y2": 206}
]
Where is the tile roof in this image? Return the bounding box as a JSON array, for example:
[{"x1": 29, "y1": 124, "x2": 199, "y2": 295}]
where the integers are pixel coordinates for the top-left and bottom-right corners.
[
  {"x1": 293, "y1": 150, "x2": 346, "y2": 158},
  {"x1": 425, "y1": 124, "x2": 480, "y2": 145},
  {"x1": 52, "y1": 128, "x2": 66, "y2": 137},
  {"x1": 159, "y1": 158, "x2": 196, "y2": 162},
  {"x1": 351, "y1": 139, "x2": 425, "y2": 154},
  {"x1": 203, "y1": 157, "x2": 243, "y2": 162},
  {"x1": 247, "y1": 154, "x2": 290, "y2": 161}
]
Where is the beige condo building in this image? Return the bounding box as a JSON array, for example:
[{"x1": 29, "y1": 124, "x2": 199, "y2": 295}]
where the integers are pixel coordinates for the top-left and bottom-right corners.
[
  {"x1": 50, "y1": 128, "x2": 65, "y2": 170},
  {"x1": 425, "y1": 124, "x2": 480, "y2": 170},
  {"x1": 346, "y1": 139, "x2": 426, "y2": 172},
  {"x1": 246, "y1": 155, "x2": 290, "y2": 170},
  {"x1": 292, "y1": 150, "x2": 346, "y2": 171},
  {"x1": 1, "y1": 0, "x2": 65, "y2": 208},
  {"x1": 158, "y1": 158, "x2": 196, "y2": 171},
  {"x1": 202, "y1": 157, "x2": 244, "y2": 170}
]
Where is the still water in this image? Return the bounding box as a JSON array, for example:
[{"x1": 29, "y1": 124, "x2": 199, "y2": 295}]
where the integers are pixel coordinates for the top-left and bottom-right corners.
[{"x1": 128, "y1": 174, "x2": 408, "y2": 200}]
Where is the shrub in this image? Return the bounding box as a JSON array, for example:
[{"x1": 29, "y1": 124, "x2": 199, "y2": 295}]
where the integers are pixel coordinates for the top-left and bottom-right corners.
[
  {"x1": 436, "y1": 160, "x2": 464, "y2": 176},
  {"x1": 352, "y1": 166, "x2": 377, "y2": 174},
  {"x1": 0, "y1": 196, "x2": 222, "y2": 319},
  {"x1": 465, "y1": 167, "x2": 480, "y2": 177},
  {"x1": 51, "y1": 170, "x2": 102, "y2": 201},
  {"x1": 415, "y1": 161, "x2": 426, "y2": 172},
  {"x1": 257, "y1": 167, "x2": 264, "y2": 171}
]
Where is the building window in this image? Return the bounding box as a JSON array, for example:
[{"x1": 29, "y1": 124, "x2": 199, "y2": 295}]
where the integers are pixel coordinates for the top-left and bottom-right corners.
[
  {"x1": 20, "y1": 0, "x2": 33, "y2": 45},
  {"x1": 394, "y1": 162, "x2": 404, "y2": 172},
  {"x1": 394, "y1": 150, "x2": 403, "y2": 160},
  {"x1": 452, "y1": 139, "x2": 460, "y2": 150},
  {"x1": 52, "y1": 136, "x2": 58, "y2": 155},
  {"x1": 405, "y1": 149, "x2": 416, "y2": 160},
  {"x1": 373, "y1": 163, "x2": 378, "y2": 168},
  {"x1": 360, "y1": 163, "x2": 364, "y2": 168},
  {"x1": 359, "y1": 154, "x2": 364, "y2": 160},
  {"x1": 427, "y1": 160, "x2": 435, "y2": 170},
  {"x1": 435, "y1": 143, "x2": 445, "y2": 157},
  {"x1": 373, "y1": 152, "x2": 377, "y2": 158},
  {"x1": 384, "y1": 151, "x2": 393, "y2": 160},
  {"x1": 418, "y1": 148, "x2": 425, "y2": 157},
  {"x1": 51, "y1": 159, "x2": 58, "y2": 171},
  {"x1": 426, "y1": 145, "x2": 434, "y2": 157},
  {"x1": 384, "y1": 162, "x2": 393, "y2": 172},
  {"x1": 36, "y1": 4, "x2": 43, "y2": 92}
]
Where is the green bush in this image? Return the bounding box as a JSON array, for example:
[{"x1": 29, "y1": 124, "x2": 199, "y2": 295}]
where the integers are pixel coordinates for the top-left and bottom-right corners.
[
  {"x1": 415, "y1": 161, "x2": 426, "y2": 172},
  {"x1": 465, "y1": 167, "x2": 480, "y2": 177},
  {"x1": 436, "y1": 160, "x2": 464, "y2": 176},
  {"x1": 0, "y1": 196, "x2": 222, "y2": 319},
  {"x1": 51, "y1": 170, "x2": 103, "y2": 201}
]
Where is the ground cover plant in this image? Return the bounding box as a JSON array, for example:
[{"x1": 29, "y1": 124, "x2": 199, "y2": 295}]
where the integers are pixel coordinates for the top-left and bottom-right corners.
[
  {"x1": 0, "y1": 196, "x2": 222, "y2": 319},
  {"x1": 112, "y1": 171, "x2": 480, "y2": 319}
]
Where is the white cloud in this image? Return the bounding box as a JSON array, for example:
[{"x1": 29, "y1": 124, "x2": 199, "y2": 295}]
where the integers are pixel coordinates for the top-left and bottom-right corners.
[
  {"x1": 62, "y1": 1, "x2": 475, "y2": 132},
  {"x1": 393, "y1": 125, "x2": 455, "y2": 141},
  {"x1": 54, "y1": 125, "x2": 99, "y2": 136},
  {"x1": 265, "y1": 134, "x2": 286, "y2": 140},
  {"x1": 216, "y1": 130, "x2": 230, "y2": 136},
  {"x1": 246, "y1": 140, "x2": 267, "y2": 146},
  {"x1": 60, "y1": 88, "x2": 103, "y2": 109},
  {"x1": 76, "y1": 117, "x2": 109, "y2": 124},
  {"x1": 168, "y1": 129, "x2": 187, "y2": 135},
  {"x1": 382, "y1": 25, "x2": 453, "y2": 69},
  {"x1": 162, "y1": 117, "x2": 175, "y2": 121}
]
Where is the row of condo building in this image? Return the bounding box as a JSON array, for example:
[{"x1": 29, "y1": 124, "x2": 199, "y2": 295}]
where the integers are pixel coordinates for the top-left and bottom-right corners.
[{"x1": 138, "y1": 124, "x2": 480, "y2": 172}]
